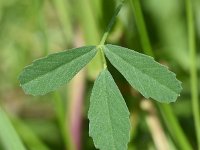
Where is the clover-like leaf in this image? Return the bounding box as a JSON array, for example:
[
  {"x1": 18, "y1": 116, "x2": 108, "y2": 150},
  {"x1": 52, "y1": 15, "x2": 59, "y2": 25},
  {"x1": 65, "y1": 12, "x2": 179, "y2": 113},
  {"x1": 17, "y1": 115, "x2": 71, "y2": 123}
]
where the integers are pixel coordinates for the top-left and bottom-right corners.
[
  {"x1": 19, "y1": 46, "x2": 97, "y2": 95},
  {"x1": 88, "y1": 68, "x2": 130, "y2": 150},
  {"x1": 104, "y1": 44, "x2": 182, "y2": 103}
]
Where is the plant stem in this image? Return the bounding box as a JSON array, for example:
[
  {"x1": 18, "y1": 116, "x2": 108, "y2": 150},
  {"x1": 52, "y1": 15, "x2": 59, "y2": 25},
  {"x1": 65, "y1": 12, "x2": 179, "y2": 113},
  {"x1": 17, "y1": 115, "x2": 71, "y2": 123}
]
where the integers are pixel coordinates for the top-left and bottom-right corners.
[
  {"x1": 158, "y1": 104, "x2": 193, "y2": 150},
  {"x1": 130, "y1": 0, "x2": 192, "y2": 149},
  {"x1": 99, "y1": 46, "x2": 107, "y2": 69},
  {"x1": 130, "y1": 0, "x2": 153, "y2": 56},
  {"x1": 100, "y1": 0, "x2": 126, "y2": 45},
  {"x1": 141, "y1": 101, "x2": 169, "y2": 150},
  {"x1": 77, "y1": 0, "x2": 102, "y2": 79},
  {"x1": 52, "y1": 0, "x2": 73, "y2": 45},
  {"x1": 186, "y1": 0, "x2": 200, "y2": 149},
  {"x1": 53, "y1": 92, "x2": 75, "y2": 150},
  {"x1": 99, "y1": 0, "x2": 126, "y2": 69},
  {"x1": 12, "y1": 117, "x2": 50, "y2": 150}
]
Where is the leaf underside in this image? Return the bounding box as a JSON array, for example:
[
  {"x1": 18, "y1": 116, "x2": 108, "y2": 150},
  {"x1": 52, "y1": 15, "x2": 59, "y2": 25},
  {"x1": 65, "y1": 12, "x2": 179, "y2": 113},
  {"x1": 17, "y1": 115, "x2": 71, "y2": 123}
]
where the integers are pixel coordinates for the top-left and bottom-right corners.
[
  {"x1": 88, "y1": 68, "x2": 130, "y2": 150},
  {"x1": 104, "y1": 44, "x2": 182, "y2": 103},
  {"x1": 19, "y1": 46, "x2": 97, "y2": 96}
]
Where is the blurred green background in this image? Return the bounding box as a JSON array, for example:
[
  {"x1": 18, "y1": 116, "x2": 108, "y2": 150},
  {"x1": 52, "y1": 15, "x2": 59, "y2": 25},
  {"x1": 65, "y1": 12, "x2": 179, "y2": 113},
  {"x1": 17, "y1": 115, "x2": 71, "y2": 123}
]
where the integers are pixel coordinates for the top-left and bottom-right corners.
[{"x1": 0, "y1": 0, "x2": 199, "y2": 150}]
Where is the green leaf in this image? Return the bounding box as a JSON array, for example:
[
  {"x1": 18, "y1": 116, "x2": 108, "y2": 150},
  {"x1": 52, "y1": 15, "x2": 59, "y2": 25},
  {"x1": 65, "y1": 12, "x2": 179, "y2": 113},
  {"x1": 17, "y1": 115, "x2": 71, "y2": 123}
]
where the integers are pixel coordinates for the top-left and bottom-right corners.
[
  {"x1": 0, "y1": 107, "x2": 26, "y2": 150},
  {"x1": 19, "y1": 46, "x2": 97, "y2": 96},
  {"x1": 103, "y1": 44, "x2": 182, "y2": 103},
  {"x1": 88, "y1": 68, "x2": 130, "y2": 150}
]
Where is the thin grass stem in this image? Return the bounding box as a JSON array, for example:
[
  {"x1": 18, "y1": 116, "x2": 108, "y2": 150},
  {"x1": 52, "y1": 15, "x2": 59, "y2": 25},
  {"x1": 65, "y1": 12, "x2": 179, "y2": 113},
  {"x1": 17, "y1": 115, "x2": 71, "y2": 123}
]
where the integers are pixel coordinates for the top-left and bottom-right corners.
[
  {"x1": 130, "y1": 0, "x2": 192, "y2": 149},
  {"x1": 186, "y1": 0, "x2": 200, "y2": 148},
  {"x1": 100, "y1": 0, "x2": 126, "y2": 45}
]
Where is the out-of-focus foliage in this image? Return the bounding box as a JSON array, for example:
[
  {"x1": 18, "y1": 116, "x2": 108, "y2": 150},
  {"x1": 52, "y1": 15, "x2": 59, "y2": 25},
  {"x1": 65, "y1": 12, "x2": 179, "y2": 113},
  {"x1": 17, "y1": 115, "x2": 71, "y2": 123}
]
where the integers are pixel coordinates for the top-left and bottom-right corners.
[
  {"x1": 0, "y1": 0, "x2": 199, "y2": 149},
  {"x1": 0, "y1": 107, "x2": 26, "y2": 150}
]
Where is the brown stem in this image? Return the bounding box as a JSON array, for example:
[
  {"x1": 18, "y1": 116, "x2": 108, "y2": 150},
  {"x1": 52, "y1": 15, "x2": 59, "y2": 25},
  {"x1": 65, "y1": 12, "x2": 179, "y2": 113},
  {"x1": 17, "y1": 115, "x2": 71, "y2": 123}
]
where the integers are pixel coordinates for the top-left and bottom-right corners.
[{"x1": 141, "y1": 100, "x2": 169, "y2": 150}]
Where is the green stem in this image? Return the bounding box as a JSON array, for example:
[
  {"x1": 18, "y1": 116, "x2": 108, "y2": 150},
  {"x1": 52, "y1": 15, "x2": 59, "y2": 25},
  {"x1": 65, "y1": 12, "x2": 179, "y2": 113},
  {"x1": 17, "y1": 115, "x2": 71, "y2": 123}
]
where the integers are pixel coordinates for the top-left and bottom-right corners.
[
  {"x1": 98, "y1": 46, "x2": 107, "y2": 69},
  {"x1": 186, "y1": 0, "x2": 200, "y2": 149},
  {"x1": 12, "y1": 117, "x2": 50, "y2": 150},
  {"x1": 53, "y1": 92, "x2": 75, "y2": 150},
  {"x1": 99, "y1": 0, "x2": 126, "y2": 69},
  {"x1": 130, "y1": 0, "x2": 192, "y2": 149},
  {"x1": 100, "y1": 0, "x2": 126, "y2": 45},
  {"x1": 52, "y1": 0, "x2": 73, "y2": 46},
  {"x1": 158, "y1": 104, "x2": 193, "y2": 150},
  {"x1": 130, "y1": 0, "x2": 153, "y2": 56}
]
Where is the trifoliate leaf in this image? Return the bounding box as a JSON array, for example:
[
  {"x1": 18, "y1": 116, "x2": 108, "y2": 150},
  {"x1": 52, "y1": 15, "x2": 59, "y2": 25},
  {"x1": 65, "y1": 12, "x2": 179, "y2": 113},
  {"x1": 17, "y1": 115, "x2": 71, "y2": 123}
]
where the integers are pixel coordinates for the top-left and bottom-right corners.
[
  {"x1": 103, "y1": 44, "x2": 182, "y2": 103},
  {"x1": 19, "y1": 46, "x2": 97, "y2": 95},
  {"x1": 88, "y1": 68, "x2": 130, "y2": 150}
]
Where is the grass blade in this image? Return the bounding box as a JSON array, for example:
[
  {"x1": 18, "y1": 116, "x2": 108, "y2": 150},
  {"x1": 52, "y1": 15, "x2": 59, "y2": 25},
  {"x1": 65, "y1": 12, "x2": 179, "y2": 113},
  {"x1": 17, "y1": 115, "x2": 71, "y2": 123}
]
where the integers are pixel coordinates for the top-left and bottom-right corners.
[{"x1": 0, "y1": 107, "x2": 26, "y2": 150}]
